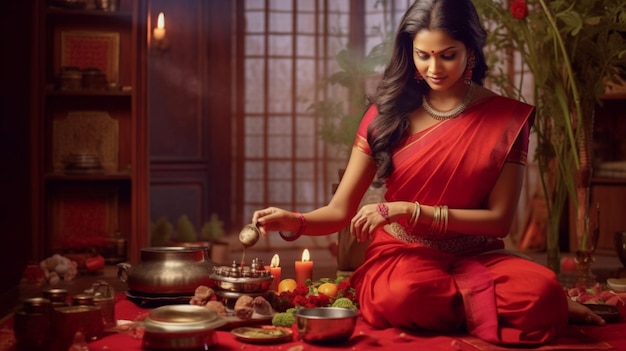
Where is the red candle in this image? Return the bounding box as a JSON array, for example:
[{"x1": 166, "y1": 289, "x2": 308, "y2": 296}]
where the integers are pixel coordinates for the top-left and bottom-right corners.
[
  {"x1": 264, "y1": 253, "x2": 281, "y2": 291},
  {"x1": 295, "y1": 249, "x2": 313, "y2": 286}
]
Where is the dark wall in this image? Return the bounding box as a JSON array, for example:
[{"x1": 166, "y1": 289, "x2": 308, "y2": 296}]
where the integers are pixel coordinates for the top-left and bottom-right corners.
[
  {"x1": 149, "y1": 0, "x2": 234, "y2": 235},
  {"x1": 0, "y1": 1, "x2": 33, "y2": 313}
]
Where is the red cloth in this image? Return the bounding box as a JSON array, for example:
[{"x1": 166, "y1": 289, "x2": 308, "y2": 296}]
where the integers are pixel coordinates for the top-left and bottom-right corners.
[
  {"x1": 0, "y1": 295, "x2": 623, "y2": 351},
  {"x1": 349, "y1": 100, "x2": 571, "y2": 345},
  {"x1": 85, "y1": 296, "x2": 622, "y2": 350}
]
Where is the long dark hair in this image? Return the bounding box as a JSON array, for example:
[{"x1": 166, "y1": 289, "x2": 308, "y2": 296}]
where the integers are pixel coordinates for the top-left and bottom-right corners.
[{"x1": 367, "y1": 0, "x2": 488, "y2": 181}]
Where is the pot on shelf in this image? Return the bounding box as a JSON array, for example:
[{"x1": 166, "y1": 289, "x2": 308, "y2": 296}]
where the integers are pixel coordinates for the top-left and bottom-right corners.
[{"x1": 117, "y1": 247, "x2": 217, "y2": 296}]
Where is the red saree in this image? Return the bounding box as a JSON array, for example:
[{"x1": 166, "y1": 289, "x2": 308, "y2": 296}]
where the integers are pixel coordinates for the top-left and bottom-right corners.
[{"x1": 349, "y1": 96, "x2": 568, "y2": 346}]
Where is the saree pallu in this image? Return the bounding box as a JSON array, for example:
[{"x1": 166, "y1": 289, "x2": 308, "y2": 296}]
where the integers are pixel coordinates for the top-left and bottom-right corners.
[{"x1": 350, "y1": 97, "x2": 568, "y2": 345}]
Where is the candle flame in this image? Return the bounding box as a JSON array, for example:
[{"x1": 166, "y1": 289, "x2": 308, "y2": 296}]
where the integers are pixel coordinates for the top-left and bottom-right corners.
[
  {"x1": 301, "y1": 248, "x2": 310, "y2": 262},
  {"x1": 157, "y1": 12, "x2": 165, "y2": 29},
  {"x1": 270, "y1": 253, "x2": 280, "y2": 268}
]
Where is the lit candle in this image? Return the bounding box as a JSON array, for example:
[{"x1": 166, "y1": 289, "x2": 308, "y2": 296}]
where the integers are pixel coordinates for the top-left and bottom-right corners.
[
  {"x1": 264, "y1": 254, "x2": 281, "y2": 291},
  {"x1": 295, "y1": 249, "x2": 313, "y2": 286},
  {"x1": 153, "y1": 12, "x2": 166, "y2": 40}
]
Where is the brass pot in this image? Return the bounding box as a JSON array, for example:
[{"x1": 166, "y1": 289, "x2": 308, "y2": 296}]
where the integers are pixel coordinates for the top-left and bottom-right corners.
[{"x1": 118, "y1": 247, "x2": 216, "y2": 295}]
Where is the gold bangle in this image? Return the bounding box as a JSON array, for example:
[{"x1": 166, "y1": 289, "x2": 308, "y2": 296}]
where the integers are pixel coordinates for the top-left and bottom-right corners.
[
  {"x1": 442, "y1": 205, "x2": 449, "y2": 234},
  {"x1": 431, "y1": 205, "x2": 440, "y2": 233},
  {"x1": 409, "y1": 201, "x2": 421, "y2": 227}
]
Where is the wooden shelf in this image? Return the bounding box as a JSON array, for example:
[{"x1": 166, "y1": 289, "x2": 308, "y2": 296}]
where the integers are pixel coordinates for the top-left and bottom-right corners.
[
  {"x1": 601, "y1": 92, "x2": 626, "y2": 100},
  {"x1": 592, "y1": 177, "x2": 626, "y2": 186},
  {"x1": 44, "y1": 172, "x2": 132, "y2": 182},
  {"x1": 30, "y1": 0, "x2": 149, "y2": 264},
  {"x1": 47, "y1": 7, "x2": 133, "y2": 19},
  {"x1": 45, "y1": 89, "x2": 132, "y2": 97}
]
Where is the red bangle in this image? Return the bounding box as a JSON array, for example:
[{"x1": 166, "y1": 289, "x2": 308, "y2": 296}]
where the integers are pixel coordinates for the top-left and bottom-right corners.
[
  {"x1": 377, "y1": 203, "x2": 390, "y2": 223},
  {"x1": 279, "y1": 212, "x2": 306, "y2": 241}
]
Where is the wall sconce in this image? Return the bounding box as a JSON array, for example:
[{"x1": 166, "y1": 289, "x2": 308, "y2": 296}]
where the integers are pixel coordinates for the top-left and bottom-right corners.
[{"x1": 151, "y1": 12, "x2": 170, "y2": 51}]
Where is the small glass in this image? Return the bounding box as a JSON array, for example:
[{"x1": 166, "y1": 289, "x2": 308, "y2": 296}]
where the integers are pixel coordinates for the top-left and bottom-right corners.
[{"x1": 574, "y1": 205, "x2": 600, "y2": 287}]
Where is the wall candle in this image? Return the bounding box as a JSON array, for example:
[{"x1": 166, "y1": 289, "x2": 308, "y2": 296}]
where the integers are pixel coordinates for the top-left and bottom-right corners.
[
  {"x1": 295, "y1": 249, "x2": 313, "y2": 286},
  {"x1": 153, "y1": 12, "x2": 166, "y2": 40},
  {"x1": 264, "y1": 253, "x2": 281, "y2": 291}
]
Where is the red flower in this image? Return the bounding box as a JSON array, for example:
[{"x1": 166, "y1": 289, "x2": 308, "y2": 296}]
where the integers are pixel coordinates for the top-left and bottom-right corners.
[
  {"x1": 510, "y1": 0, "x2": 528, "y2": 19},
  {"x1": 268, "y1": 278, "x2": 358, "y2": 312}
]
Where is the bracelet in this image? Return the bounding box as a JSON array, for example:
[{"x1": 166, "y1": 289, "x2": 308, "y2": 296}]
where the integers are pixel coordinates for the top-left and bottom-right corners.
[
  {"x1": 279, "y1": 212, "x2": 306, "y2": 241},
  {"x1": 409, "y1": 201, "x2": 421, "y2": 227},
  {"x1": 376, "y1": 203, "x2": 391, "y2": 223},
  {"x1": 429, "y1": 205, "x2": 449, "y2": 234},
  {"x1": 442, "y1": 205, "x2": 449, "y2": 234},
  {"x1": 431, "y1": 205, "x2": 441, "y2": 233}
]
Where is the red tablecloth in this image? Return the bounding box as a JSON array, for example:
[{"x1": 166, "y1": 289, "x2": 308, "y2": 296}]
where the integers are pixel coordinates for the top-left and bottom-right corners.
[
  {"x1": 83, "y1": 296, "x2": 626, "y2": 351},
  {"x1": 1, "y1": 294, "x2": 623, "y2": 351}
]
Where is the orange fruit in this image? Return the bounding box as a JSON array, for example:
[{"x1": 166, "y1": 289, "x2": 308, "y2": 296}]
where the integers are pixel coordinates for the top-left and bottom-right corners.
[
  {"x1": 317, "y1": 282, "x2": 338, "y2": 298},
  {"x1": 278, "y1": 278, "x2": 297, "y2": 293}
]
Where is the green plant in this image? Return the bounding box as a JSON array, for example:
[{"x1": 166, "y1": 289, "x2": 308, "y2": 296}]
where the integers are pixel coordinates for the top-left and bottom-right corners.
[
  {"x1": 150, "y1": 216, "x2": 173, "y2": 247},
  {"x1": 200, "y1": 213, "x2": 226, "y2": 242},
  {"x1": 176, "y1": 214, "x2": 197, "y2": 242},
  {"x1": 309, "y1": 3, "x2": 393, "y2": 159},
  {"x1": 472, "y1": 0, "x2": 626, "y2": 271},
  {"x1": 309, "y1": 46, "x2": 387, "y2": 158}
]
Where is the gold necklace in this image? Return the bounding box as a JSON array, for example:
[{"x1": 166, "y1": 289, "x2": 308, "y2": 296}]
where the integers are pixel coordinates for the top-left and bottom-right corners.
[{"x1": 422, "y1": 83, "x2": 474, "y2": 120}]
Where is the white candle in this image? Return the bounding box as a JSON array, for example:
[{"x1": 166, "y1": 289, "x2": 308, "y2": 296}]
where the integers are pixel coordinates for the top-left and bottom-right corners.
[{"x1": 153, "y1": 12, "x2": 166, "y2": 40}]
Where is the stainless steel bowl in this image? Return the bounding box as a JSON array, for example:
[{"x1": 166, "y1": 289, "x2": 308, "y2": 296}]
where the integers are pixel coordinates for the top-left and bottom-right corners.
[
  {"x1": 294, "y1": 307, "x2": 358, "y2": 344},
  {"x1": 142, "y1": 305, "x2": 226, "y2": 350}
]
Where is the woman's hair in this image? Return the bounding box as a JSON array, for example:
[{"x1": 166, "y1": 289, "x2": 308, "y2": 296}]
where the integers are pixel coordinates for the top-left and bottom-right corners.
[{"x1": 367, "y1": 0, "x2": 488, "y2": 181}]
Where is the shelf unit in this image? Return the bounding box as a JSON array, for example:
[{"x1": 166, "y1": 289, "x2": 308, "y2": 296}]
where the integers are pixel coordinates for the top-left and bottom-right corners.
[
  {"x1": 31, "y1": 0, "x2": 148, "y2": 263},
  {"x1": 569, "y1": 93, "x2": 626, "y2": 255}
]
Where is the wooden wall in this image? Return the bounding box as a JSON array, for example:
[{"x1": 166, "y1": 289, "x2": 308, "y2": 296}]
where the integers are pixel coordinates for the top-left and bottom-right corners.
[{"x1": 148, "y1": 0, "x2": 234, "y2": 236}]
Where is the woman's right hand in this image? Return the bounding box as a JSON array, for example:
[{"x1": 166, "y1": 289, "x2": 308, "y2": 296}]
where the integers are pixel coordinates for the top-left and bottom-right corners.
[{"x1": 252, "y1": 207, "x2": 300, "y2": 237}]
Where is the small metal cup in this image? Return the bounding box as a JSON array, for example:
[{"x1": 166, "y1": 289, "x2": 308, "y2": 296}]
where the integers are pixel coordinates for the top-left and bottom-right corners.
[{"x1": 43, "y1": 287, "x2": 69, "y2": 305}]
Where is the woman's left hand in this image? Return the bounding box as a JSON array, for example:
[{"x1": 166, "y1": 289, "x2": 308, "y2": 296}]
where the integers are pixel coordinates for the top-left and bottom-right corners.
[{"x1": 350, "y1": 203, "x2": 388, "y2": 242}]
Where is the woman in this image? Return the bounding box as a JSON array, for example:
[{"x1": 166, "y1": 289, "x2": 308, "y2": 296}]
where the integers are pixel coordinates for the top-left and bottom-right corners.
[{"x1": 252, "y1": 0, "x2": 603, "y2": 345}]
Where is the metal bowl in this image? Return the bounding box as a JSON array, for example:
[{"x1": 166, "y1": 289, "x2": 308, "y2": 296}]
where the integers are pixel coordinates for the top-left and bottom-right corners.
[
  {"x1": 209, "y1": 273, "x2": 273, "y2": 293},
  {"x1": 142, "y1": 305, "x2": 226, "y2": 350},
  {"x1": 615, "y1": 231, "x2": 626, "y2": 267},
  {"x1": 294, "y1": 307, "x2": 358, "y2": 344}
]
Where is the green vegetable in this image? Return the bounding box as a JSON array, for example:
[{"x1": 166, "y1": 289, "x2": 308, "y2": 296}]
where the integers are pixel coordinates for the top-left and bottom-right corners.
[
  {"x1": 271, "y1": 311, "x2": 296, "y2": 327},
  {"x1": 331, "y1": 297, "x2": 356, "y2": 310}
]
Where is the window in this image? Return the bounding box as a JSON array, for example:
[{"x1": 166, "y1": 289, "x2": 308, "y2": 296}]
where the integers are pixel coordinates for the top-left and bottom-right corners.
[{"x1": 233, "y1": 1, "x2": 409, "y2": 240}]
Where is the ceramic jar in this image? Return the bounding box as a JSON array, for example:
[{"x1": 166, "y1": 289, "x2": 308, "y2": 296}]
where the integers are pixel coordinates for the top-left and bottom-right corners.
[{"x1": 117, "y1": 246, "x2": 216, "y2": 295}]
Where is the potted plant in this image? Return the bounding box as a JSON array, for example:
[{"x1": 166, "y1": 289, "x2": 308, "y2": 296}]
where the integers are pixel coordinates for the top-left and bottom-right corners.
[
  {"x1": 150, "y1": 213, "x2": 230, "y2": 264},
  {"x1": 200, "y1": 213, "x2": 230, "y2": 265},
  {"x1": 472, "y1": 0, "x2": 626, "y2": 273},
  {"x1": 309, "y1": 40, "x2": 391, "y2": 160},
  {"x1": 150, "y1": 216, "x2": 173, "y2": 247}
]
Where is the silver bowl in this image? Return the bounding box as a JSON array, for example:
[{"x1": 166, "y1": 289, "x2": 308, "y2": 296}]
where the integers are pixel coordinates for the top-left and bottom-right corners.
[
  {"x1": 615, "y1": 231, "x2": 626, "y2": 267},
  {"x1": 142, "y1": 305, "x2": 226, "y2": 350},
  {"x1": 209, "y1": 273, "x2": 273, "y2": 293},
  {"x1": 294, "y1": 307, "x2": 358, "y2": 344}
]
